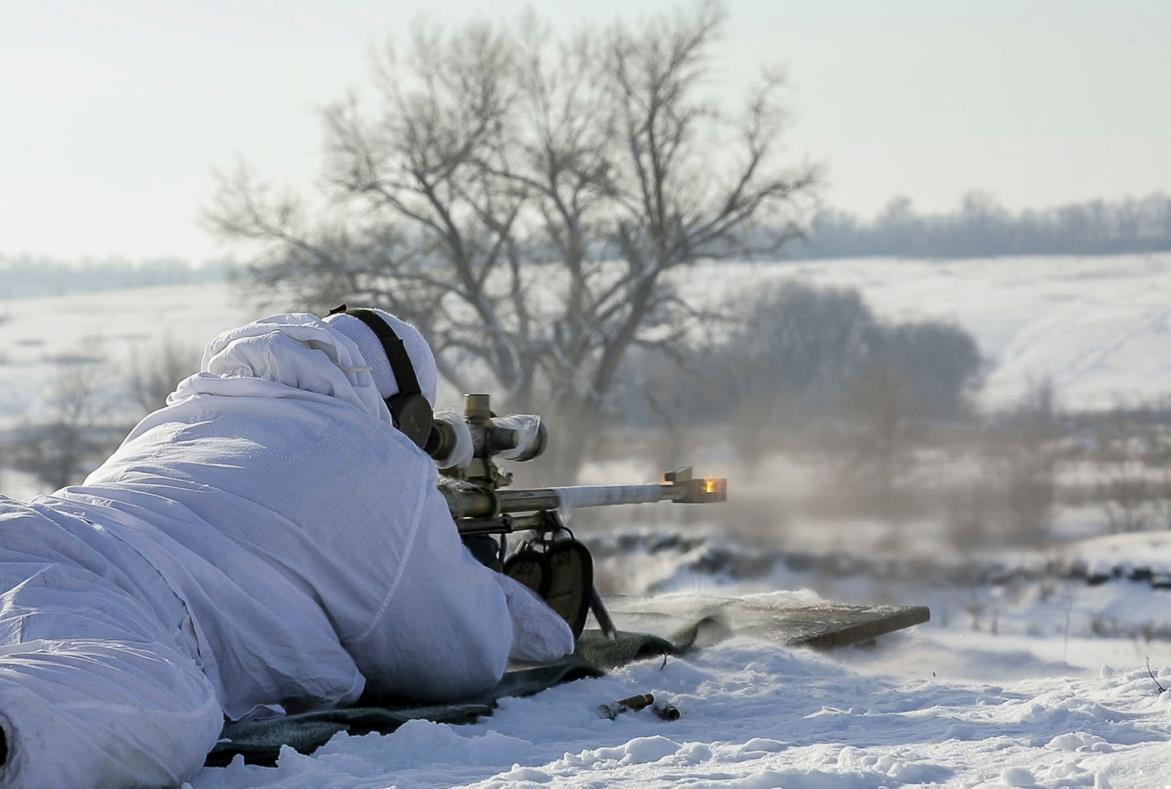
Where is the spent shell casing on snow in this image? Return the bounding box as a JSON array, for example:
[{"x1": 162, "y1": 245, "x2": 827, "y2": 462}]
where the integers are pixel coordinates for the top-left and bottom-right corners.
[
  {"x1": 599, "y1": 693, "x2": 655, "y2": 719},
  {"x1": 652, "y1": 702, "x2": 680, "y2": 721}
]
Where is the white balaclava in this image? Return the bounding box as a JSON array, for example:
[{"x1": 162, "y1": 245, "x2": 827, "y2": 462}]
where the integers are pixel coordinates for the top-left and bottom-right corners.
[{"x1": 324, "y1": 309, "x2": 439, "y2": 407}]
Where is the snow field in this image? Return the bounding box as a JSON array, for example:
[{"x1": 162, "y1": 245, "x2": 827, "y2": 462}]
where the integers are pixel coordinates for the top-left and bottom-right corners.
[
  {"x1": 190, "y1": 634, "x2": 1171, "y2": 788},
  {"x1": 0, "y1": 281, "x2": 248, "y2": 429},
  {"x1": 4, "y1": 252, "x2": 1171, "y2": 431},
  {"x1": 1065, "y1": 531, "x2": 1171, "y2": 580}
]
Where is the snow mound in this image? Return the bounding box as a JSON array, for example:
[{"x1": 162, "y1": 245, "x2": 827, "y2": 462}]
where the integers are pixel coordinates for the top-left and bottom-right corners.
[{"x1": 1064, "y1": 531, "x2": 1171, "y2": 580}]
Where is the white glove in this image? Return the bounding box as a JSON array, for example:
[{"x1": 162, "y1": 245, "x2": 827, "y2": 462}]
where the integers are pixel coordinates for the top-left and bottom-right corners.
[
  {"x1": 432, "y1": 409, "x2": 474, "y2": 471},
  {"x1": 493, "y1": 573, "x2": 575, "y2": 662}
]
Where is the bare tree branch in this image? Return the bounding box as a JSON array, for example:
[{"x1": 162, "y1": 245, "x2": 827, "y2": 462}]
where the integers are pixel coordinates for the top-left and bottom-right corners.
[{"x1": 207, "y1": 1, "x2": 819, "y2": 473}]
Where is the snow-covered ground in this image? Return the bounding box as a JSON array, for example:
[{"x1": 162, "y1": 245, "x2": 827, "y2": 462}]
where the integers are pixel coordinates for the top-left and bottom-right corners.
[
  {"x1": 5, "y1": 257, "x2": 1171, "y2": 785},
  {"x1": 187, "y1": 528, "x2": 1171, "y2": 788},
  {"x1": 190, "y1": 617, "x2": 1171, "y2": 788},
  {"x1": 185, "y1": 547, "x2": 1171, "y2": 786}
]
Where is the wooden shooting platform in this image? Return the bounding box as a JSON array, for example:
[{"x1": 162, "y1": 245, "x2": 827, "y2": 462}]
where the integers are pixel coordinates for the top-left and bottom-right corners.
[
  {"x1": 753, "y1": 602, "x2": 931, "y2": 650},
  {"x1": 606, "y1": 594, "x2": 930, "y2": 650}
]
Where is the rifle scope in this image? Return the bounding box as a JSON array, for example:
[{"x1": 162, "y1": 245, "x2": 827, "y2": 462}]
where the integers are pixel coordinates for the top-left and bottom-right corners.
[{"x1": 427, "y1": 393, "x2": 548, "y2": 466}]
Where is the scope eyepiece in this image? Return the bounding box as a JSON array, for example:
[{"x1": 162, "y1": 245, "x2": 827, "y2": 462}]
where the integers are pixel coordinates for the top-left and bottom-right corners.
[{"x1": 424, "y1": 419, "x2": 457, "y2": 461}]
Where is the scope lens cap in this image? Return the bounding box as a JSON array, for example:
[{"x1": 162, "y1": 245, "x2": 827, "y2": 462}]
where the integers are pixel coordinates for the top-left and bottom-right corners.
[{"x1": 488, "y1": 427, "x2": 519, "y2": 452}]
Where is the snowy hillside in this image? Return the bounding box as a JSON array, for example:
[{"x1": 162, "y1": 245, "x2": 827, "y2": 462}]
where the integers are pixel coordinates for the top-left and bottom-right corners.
[
  {"x1": 678, "y1": 253, "x2": 1171, "y2": 410},
  {"x1": 4, "y1": 253, "x2": 1170, "y2": 434}
]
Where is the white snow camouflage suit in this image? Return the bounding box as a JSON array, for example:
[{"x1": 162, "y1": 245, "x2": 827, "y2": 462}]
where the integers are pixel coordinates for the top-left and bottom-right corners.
[{"x1": 0, "y1": 313, "x2": 573, "y2": 787}]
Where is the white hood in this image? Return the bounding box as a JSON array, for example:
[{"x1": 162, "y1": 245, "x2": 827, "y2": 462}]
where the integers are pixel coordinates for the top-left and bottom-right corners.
[{"x1": 172, "y1": 312, "x2": 393, "y2": 425}]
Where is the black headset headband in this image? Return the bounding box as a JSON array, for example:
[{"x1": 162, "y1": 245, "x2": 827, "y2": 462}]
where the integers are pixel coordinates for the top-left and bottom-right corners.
[
  {"x1": 328, "y1": 305, "x2": 433, "y2": 450},
  {"x1": 334, "y1": 307, "x2": 423, "y2": 399}
]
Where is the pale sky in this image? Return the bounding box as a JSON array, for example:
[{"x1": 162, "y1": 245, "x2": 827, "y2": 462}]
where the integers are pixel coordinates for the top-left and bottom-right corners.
[{"x1": 2, "y1": 0, "x2": 1169, "y2": 261}]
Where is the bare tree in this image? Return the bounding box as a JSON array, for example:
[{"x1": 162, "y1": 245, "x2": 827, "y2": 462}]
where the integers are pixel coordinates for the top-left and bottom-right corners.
[
  {"x1": 1095, "y1": 402, "x2": 1154, "y2": 533},
  {"x1": 845, "y1": 363, "x2": 915, "y2": 495},
  {"x1": 716, "y1": 282, "x2": 873, "y2": 467},
  {"x1": 988, "y1": 379, "x2": 1061, "y2": 544},
  {"x1": 126, "y1": 336, "x2": 202, "y2": 413},
  {"x1": 207, "y1": 1, "x2": 818, "y2": 475},
  {"x1": 11, "y1": 360, "x2": 109, "y2": 490},
  {"x1": 1153, "y1": 468, "x2": 1171, "y2": 530},
  {"x1": 1099, "y1": 458, "x2": 1152, "y2": 532}
]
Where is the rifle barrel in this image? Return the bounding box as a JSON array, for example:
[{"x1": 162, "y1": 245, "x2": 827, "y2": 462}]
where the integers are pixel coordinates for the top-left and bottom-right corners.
[
  {"x1": 443, "y1": 475, "x2": 725, "y2": 519},
  {"x1": 501, "y1": 484, "x2": 668, "y2": 513}
]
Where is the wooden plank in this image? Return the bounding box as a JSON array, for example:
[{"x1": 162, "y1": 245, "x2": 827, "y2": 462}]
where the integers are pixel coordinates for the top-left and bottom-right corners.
[
  {"x1": 606, "y1": 595, "x2": 930, "y2": 650},
  {"x1": 773, "y1": 604, "x2": 931, "y2": 650}
]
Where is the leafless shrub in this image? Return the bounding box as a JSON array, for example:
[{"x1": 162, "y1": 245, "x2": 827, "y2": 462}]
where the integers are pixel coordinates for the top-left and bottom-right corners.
[
  {"x1": 987, "y1": 379, "x2": 1061, "y2": 545},
  {"x1": 941, "y1": 381, "x2": 1061, "y2": 549},
  {"x1": 10, "y1": 360, "x2": 113, "y2": 490},
  {"x1": 1088, "y1": 399, "x2": 1167, "y2": 532},
  {"x1": 126, "y1": 336, "x2": 202, "y2": 413},
  {"x1": 944, "y1": 474, "x2": 998, "y2": 550},
  {"x1": 1153, "y1": 470, "x2": 1171, "y2": 530},
  {"x1": 845, "y1": 363, "x2": 917, "y2": 496},
  {"x1": 676, "y1": 281, "x2": 981, "y2": 473},
  {"x1": 1099, "y1": 459, "x2": 1153, "y2": 532}
]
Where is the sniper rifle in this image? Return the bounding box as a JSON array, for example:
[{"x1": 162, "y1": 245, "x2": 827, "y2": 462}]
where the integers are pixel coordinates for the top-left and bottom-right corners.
[{"x1": 433, "y1": 393, "x2": 727, "y2": 640}]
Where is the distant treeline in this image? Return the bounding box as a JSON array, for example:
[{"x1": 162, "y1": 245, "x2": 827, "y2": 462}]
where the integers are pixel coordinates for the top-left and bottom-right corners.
[
  {"x1": 785, "y1": 192, "x2": 1171, "y2": 259},
  {"x1": 0, "y1": 257, "x2": 231, "y2": 299},
  {"x1": 5, "y1": 191, "x2": 1170, "y2": 296}
]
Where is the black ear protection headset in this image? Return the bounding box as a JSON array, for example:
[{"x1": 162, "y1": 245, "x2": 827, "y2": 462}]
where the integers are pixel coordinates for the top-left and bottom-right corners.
[{"x1": 327, "y1": 305, "x2": 434, "y2": 450}]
